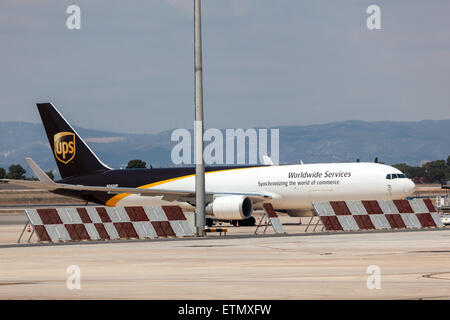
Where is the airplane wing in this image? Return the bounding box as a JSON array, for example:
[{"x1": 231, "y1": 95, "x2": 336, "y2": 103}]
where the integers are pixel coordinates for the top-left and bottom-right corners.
[
  {"x1": 53, "y1": 183, "x2": 272, "y2": 201},
  {"x1": 1, "y1": 158, "x2": 272, "y2": 203},
  {"x1": 0, "y1": 178, "x2": 272, "y2": 202}
]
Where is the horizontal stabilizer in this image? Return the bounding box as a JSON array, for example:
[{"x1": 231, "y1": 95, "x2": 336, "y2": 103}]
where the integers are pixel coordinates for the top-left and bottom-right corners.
[
  {"x1": 0, "y1": 178, "x2": 57, "y2": 189},
  {"x1": 26, "y1": 157, "x2": 56, "y2": 186}
]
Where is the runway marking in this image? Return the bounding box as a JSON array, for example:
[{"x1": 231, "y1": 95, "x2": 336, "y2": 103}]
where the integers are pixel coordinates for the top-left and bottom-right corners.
[
  {"x1": 0, "y1": 282, "x2": 38, "y2": 287},
  {"x1": 405, "y1": 295, "x2": 450, "y2": 300},
  {"x1": 422, "y1": 272, "x2": 450, "y2": 281},
  {"x1": 410, "y1": 250, "x2": 450, "y2": 253},
  {"x1": 254, "y1": 244, "x2": 297, "y2": 252},
  {"x1": 182, "y1": 244, "x2": 234, "y2": 248}
]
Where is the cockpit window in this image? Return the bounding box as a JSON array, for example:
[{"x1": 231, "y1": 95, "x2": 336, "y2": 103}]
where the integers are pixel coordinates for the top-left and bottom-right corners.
[{"x1": 386, "y1": 173, "x2": 406, "y2": 180}]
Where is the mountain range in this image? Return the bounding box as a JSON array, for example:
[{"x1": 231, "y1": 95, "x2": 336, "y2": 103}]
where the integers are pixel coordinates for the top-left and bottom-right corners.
[{"x1": 0, "y1": 120, "x2": 449, "y2": 177}]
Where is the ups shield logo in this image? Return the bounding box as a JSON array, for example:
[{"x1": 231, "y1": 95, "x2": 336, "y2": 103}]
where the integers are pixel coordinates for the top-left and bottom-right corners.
[{"x1": 54, "y1": 132, "x2": 76, "y2": 164}]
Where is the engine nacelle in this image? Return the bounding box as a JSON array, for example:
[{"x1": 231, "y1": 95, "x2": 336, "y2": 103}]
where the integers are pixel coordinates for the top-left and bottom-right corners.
[{"x1": 206, "y1": 195, "x2": 253, "y2": 220}]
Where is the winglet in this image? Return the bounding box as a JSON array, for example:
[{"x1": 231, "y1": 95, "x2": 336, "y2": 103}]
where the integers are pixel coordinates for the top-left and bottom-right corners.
[{"x1": 26, "y1": 158, "x2": 56, "y2": 185}]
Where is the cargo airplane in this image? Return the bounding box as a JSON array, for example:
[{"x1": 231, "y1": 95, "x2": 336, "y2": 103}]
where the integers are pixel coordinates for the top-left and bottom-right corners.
[{"x1": 1, "y1": 103, "x2": 416, "y2": 225}]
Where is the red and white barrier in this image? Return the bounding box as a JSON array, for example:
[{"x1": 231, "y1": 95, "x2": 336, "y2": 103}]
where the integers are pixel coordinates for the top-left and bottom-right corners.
[
  {"x1": 255, "y1": 203, "x2": 286, "y2": 234},
  {"x1": 313, "y1": 199, "x2": 444, "y2": 232},
  {"x1": 24, "y1": 205, "x2": 194, "y2": 243}
]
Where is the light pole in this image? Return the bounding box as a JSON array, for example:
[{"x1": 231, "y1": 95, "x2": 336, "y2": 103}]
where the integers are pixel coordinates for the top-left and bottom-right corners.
[{"x1": 194, "y1": 0, "x2": 205, "y2": 236}]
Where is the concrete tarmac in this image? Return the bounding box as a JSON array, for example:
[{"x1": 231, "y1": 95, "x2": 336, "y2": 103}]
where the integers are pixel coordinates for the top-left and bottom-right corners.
[{"x1": 0, "y1": 214, "x2": 449, "y2": 300}]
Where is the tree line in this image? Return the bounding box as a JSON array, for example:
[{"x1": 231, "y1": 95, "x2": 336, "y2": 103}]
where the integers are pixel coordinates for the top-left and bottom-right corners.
[
  {"x1": 0, "y1": 159, "x2": 146, "y2": 181},
  {"x1": 392, "y1": 156, "x2": 450, "y2": 184},
  {"x1": 1, "y1": 157, "x2": 449, "y2": 183},
  {"x1": 0, "y1": 164, "x2": 54, "y2": 181}
]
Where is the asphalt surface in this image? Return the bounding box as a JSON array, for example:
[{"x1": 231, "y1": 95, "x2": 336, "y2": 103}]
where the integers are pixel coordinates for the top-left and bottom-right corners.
[{"x1": 0, "y1": 214, "x2": 449, "y2": 299}]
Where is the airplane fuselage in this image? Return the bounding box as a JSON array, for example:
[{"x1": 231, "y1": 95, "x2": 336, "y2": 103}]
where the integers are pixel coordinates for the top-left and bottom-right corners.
[
  {"x1": 57, "y1": 162, "x2": 416, "y2": 213},
  {"x1": 7, "y1": 104, "x2": 416, "y2": 221}
]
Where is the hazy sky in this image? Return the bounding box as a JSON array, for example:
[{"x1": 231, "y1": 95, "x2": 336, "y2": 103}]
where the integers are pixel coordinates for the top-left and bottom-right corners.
[{"x1": 1, "y1": 0, "x2": 449, "y2": 133}]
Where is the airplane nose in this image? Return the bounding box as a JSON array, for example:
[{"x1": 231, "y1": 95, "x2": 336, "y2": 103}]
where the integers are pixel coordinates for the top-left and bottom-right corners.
[{"x1": 403, "y1": 179, "x2": 416, "y2": 195}]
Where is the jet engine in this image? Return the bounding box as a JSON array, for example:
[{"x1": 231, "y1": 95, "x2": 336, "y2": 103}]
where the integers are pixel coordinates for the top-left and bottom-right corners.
[{"x1": 206, "y1": 195, "x2": 253, "y2": 220}]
